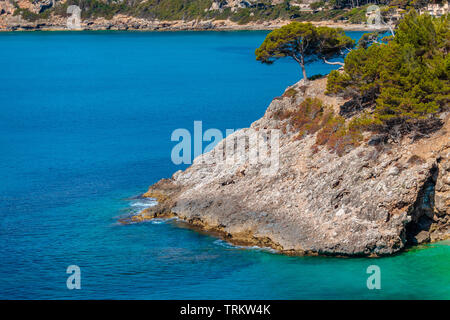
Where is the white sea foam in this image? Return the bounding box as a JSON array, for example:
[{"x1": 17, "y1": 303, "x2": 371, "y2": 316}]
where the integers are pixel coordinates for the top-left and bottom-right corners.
[
  {"x1": 150, "y1": 218, "x2": 168, "y2": 225},
  {"x1": 122, "y1": 197, "x2": 159, "y2": 222},
  {"x1": 147, "y1": 216, "x2": 181, "y2": 225},
  {"x1": 128, "y1": 198, "x2": 157, "y2": 214},
  {"x1": 130, "y1": 199, "x2": 157, "y2": 208},
  {"x1": 213, "y1": 239, "x2": 278, "y2": 253}
]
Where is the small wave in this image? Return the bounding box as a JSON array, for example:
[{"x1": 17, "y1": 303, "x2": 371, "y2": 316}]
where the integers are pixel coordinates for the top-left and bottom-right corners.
[
  {"x1": 130, "y1": 199, "x2": 157, "y2": 208},
  {"x1": 115, "y1": 197, "x2": 159, "y2": 224},
  {"x1": 127, "y1": 198, "x2": 158, "y2": 215},
  {"x1": 150, "y1": 218, "x2": 166, "y2": 225},
  {"x1": 143, "y1": 216, "x2": 180, "y2": 225},
  {"x1": 213, "y1": 239, "x2": 278, "y2": 253},
  {"x1": 213, "y1": 239, "x2": 236, "y2": 249}
]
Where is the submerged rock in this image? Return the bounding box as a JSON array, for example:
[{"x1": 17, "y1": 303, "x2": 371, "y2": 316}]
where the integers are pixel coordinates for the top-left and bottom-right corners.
[{"x1": 135, "y1": 77, "x2": 450, "y2": 256}]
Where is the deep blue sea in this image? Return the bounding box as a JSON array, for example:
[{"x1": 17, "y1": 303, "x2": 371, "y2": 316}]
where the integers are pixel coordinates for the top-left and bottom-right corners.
[{"x1": 0, "y1": 31, "x2": 449, "y2": 299}]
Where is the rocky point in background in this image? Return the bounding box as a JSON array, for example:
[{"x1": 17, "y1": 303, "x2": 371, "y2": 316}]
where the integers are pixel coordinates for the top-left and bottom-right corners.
[{"x1": 128, "y1": 76, "x2": 450, "y2": 257}]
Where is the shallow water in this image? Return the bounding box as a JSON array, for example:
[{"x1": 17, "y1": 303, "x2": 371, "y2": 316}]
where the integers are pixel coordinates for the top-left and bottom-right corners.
[{"x1": 0, "y1": 31, "x2": 448, "y2": 299}]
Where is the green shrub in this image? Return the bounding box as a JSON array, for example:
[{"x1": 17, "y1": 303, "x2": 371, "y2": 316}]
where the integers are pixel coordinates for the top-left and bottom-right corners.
[
  {"x1": 13, "y1": 8, "x2": 50, "y2": 22},
  {"x1": 277, "y1": 97, "x2": 365, "y2": 156},
  {"x1": 283, "y1": 88, "x2": 298, "y2": 98},
  {"x1": 308, "y1": 74, "x2": 324, "y2": 81}
]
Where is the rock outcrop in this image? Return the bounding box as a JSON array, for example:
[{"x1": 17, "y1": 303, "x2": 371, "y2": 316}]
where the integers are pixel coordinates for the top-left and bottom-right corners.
[
  {"x1": 209, "y1": 0, "x2": 253, "y2": 12},
  {"x1": 0, "y1": 0, "x2": 15, "y2": 16},
  {"x1": 130, "y1": 77, "x2": 449, "y2": 257}
]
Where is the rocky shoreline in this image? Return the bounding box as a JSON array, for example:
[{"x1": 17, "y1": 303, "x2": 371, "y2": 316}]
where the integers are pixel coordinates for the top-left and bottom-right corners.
[
  {"x1": 124, "y1": 77, "x2": 450, "y2": 257},
  {"x1": 0, "y1": 14, "x2": 386, "y2": 32}
]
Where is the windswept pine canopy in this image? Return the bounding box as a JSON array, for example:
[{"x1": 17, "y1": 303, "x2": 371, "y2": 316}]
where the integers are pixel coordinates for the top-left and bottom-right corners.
[{"x1": 255, "y1": 22, "x2": 354, "y2": 82}]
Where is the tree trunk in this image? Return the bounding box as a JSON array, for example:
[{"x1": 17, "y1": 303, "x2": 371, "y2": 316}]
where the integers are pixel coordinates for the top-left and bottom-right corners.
[
  {"x1": 292, "y1": 53, "x2": 308, "y2": 84},
  {"x1": 301, "y1": 62, "x2": 308, "y2": 84},
  {"x1": 300, "y1": 53, "x2": 308, "y2": 84}
]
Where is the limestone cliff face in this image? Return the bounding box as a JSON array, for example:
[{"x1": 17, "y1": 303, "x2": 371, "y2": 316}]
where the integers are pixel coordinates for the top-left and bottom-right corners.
[{"x1": 132, "y1": 77, "x2": 449, "y2": 257}]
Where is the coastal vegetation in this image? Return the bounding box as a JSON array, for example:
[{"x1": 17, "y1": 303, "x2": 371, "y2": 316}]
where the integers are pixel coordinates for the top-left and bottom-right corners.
[
  {"x1": 327, "y1": 11, "x2": 449, "y2": 140},
  {"x1": 12, "y1": 8, "x2": 50, "y2": 21},
  {"x1": 53, "y1": 0, "x2": 128, "y2": 20},
  {"x1": 11, "y1": 0, "x2": 448, "y2": 24},
  {"x1": 275, "y1": 97, "x2": 364, "y2": 155},
  {"x1": 269, "y1": 11, "x2": 448, "y2": 156}
]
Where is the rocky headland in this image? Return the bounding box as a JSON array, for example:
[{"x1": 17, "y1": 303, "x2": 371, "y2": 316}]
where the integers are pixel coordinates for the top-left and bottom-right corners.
[{"x1": 128, "y1": 76, "x2": 450, "y2": 257}]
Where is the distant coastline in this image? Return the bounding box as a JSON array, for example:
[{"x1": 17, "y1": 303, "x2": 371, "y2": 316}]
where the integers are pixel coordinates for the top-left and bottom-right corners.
[
  {"x1": 0, "y1": 16, "x2": 387, "y2": 32},
  {"x1": 2, "y1": 0, "x2": 446, "y2": 33}
]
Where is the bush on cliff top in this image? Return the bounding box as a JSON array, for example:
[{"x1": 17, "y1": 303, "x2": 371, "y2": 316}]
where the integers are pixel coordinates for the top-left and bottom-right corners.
[{"x1": 276, "y1": 98, "x2": 365, "y2": 156}]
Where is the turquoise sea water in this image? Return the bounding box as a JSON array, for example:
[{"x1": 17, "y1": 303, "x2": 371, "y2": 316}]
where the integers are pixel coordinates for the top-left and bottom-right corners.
[{"x1": 0, "y1": 31, "x2": 449, "y2": 300}]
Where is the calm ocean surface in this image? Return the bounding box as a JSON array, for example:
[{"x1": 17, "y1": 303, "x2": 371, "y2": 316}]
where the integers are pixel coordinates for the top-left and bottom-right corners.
[{"x1": 0, "y1": 31, "x2": 448, "y2": 299}]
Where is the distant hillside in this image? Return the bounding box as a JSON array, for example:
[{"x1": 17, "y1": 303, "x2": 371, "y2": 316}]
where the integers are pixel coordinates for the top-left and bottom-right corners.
[{"x1": 0, "y1": 0, "x2": 447, "y2": 27}]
